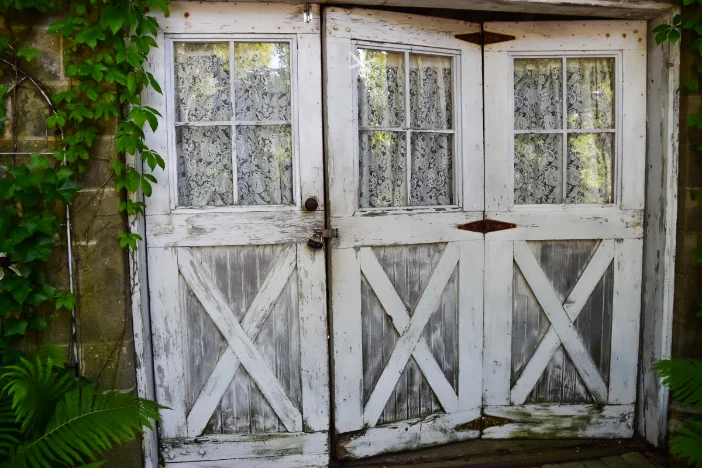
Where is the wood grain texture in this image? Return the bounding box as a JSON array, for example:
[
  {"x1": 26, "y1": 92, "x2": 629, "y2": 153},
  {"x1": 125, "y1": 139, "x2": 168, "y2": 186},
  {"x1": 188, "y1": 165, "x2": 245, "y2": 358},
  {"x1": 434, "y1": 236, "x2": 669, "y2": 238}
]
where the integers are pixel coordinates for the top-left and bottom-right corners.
[
  {"x1": 178, "y1": 248, "x2": 303, "y2": 432},
  {"x1": 513, "y1": 242, "x2": 609, "y2": 404},
  {"x1": 360, "y1": 245, "x2": 459, "y2": 424},
  {"x1": 511, "y1": 241, "x2": 614, "y2": 405}
]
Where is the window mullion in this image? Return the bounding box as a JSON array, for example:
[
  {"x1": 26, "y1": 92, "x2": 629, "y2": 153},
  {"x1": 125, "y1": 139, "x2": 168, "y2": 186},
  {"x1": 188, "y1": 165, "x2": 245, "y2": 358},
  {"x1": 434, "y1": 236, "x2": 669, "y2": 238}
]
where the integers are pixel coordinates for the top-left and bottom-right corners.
[
  {"x1": 405, "y1": 51, "x2": 411, "y2": 206},
  {"x1": 561, "y1": 56, "x2": 567, "y2": 203},
  {"x1": 230, "y1": 41, "x2": 238, "y2": 205}
]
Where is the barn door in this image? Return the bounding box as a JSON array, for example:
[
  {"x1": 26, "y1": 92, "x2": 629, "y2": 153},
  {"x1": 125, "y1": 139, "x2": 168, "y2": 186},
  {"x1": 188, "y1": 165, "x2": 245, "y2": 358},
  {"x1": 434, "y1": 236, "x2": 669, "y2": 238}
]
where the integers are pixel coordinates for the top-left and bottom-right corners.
[
  {"x1": 144, "y1": 4, "x2": 329, "y2": 466},
  {"x1": 482, "y1": 21, "x2": 646, "y2": 437},
  {"x1": 324, "y1": 8, "x2": 484, "y2": 459}
]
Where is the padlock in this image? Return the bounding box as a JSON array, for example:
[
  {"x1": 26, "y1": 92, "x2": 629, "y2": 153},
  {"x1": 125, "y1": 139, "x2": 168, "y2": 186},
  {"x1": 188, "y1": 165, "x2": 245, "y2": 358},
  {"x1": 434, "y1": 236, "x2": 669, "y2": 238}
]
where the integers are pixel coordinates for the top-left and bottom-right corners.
[{"x1": 307, "y1": 232, "x2": 324, "y2": 250}]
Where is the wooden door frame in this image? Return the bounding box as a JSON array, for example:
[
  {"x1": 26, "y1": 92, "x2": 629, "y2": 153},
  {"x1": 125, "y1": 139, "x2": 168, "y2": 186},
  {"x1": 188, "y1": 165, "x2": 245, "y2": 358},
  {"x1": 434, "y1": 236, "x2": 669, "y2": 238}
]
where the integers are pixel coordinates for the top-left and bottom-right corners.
[{"x1": 129, "y1": 2, "x2": 679, "y2": 467}]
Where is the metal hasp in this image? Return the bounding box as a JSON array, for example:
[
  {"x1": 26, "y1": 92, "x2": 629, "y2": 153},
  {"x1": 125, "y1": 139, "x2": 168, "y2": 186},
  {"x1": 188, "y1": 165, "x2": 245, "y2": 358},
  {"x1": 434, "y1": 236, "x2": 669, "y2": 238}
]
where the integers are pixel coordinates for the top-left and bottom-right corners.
[
  {"x1": 456, "y1": 31, "x2": 516, "y2": 46},
  {"x1": 313, "y1": 228, "x2": 339, "y2": 239},
  {"x1": 457, "y1": 219, "x2": 517, "y2": 234}
]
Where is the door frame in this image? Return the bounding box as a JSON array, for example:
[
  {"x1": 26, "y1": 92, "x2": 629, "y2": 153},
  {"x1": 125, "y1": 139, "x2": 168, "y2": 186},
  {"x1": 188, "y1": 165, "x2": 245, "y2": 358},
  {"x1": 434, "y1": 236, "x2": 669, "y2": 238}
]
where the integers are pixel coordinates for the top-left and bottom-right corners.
[{"x1": 131, "y1": 2, "x2": 680, "y2": 467}]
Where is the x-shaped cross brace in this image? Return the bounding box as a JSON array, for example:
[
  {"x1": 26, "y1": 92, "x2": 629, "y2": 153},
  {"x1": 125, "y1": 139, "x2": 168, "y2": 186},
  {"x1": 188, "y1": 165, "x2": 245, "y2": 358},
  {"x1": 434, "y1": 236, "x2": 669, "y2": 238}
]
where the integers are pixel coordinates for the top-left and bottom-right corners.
[
  {"x1": 178, "y1": 246, "x2": 301, "y2": 436},
  {"x1": 511, "y1": 240, "x2": 613, "y2": 405},
  {"x1": 361, "y1": 243, "x2": 460, "y2": 427}
]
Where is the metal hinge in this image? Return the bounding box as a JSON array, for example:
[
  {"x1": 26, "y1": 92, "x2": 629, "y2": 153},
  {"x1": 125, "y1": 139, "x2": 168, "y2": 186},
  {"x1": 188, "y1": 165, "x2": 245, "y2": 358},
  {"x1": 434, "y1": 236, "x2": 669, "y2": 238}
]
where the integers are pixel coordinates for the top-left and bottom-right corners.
[
  {"x1": 456, "y1": 30, "x2": 516, "y2": 46},
  {"x1": 457, "y1": 219, "x2": 517, "y2": 234},
  {"x1": 313, "y1": 228, "x2": 339, "y2": 239}
]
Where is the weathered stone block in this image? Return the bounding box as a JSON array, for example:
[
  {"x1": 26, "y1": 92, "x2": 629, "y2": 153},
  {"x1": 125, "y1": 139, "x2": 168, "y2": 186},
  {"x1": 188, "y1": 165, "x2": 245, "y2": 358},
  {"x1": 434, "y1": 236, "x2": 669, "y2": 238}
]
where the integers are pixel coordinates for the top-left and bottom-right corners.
[
  {"x1": 74, "y1": 238, "x2": 127, "y2": 298},
  {"x1": 80, "y1": 339, "x2": 137, "y2": 390},
  {"x1": 78, "y1": 291, "x2": 130, "y2": 344}
]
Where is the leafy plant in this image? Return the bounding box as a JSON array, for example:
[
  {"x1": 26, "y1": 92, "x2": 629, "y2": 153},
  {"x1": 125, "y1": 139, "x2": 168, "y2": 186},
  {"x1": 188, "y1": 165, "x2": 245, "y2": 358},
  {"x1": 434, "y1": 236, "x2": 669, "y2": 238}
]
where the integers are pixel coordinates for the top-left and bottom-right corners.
[{"x1": 0, "y1": 356, "x2": 162, "y2": 468}]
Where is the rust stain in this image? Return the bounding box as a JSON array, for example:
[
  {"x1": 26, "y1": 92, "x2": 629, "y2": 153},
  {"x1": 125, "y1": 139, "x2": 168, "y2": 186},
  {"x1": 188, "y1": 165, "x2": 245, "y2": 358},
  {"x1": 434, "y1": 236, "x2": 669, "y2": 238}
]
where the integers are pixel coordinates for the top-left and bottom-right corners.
[
  {"x1": 183, "y1": 11, "x2": 189, "y2": 18},
  {"x1": 605, "y1": 33, "x2": 610, "y2": 38},
  {"x1": 634, "y1": 29, "x2": 639, "y2": 34},
  {"x1": 622, "y1": 33, "x2": 627, "y2": 38},
  {"x1": 458, "y1": 219, "x2": 517, "y2": 234}
]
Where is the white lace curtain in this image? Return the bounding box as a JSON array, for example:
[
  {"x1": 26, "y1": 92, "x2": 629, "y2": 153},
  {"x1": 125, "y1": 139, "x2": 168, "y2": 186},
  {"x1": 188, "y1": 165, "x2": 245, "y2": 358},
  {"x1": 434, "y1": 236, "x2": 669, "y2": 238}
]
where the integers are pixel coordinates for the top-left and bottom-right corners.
[
  {"x1": 358, "y1": 51, "x2": 453, "y2": 208},
  {"x1": 513, "y1": 57, "x2": 614, "y2": 205}
]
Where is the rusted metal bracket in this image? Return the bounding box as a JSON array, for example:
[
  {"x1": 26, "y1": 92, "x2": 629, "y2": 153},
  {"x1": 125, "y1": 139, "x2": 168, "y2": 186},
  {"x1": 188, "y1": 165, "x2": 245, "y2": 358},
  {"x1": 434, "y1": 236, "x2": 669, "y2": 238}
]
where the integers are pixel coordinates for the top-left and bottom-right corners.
[
  {"x1": 456, "y1": 30, "x2": 516, "y2": 46},
  {"x1": 457, "y1": 219, "x2": 517, "y2": 234},
  {"x1": 313, "y1": 228, "x2": 339, "y2": 239}
]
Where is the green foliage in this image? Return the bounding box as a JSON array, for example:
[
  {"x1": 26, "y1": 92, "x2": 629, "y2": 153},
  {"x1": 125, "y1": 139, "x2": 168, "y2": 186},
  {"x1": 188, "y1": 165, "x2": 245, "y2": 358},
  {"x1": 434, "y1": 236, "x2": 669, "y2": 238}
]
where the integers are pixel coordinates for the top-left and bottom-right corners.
[
  {"x1": 0, "y1": 0, "x2": 169, "y2": 463},
  {"x1": 0, "y1": 357, "x2": 163, "y2": 468}
]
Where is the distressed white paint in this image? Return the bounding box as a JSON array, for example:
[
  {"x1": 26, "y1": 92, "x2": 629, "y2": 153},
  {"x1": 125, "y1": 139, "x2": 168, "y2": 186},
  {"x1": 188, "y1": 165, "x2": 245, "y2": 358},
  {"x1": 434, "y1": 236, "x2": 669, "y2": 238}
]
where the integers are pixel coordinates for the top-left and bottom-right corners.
[
  {"x1": 483, "y1": 404, "x2": 635, "y2": 438},
  {"x1": 638, "y1": 10, "x2": 679, "y2": 447},
  {"x1": 510, "y1": 240, "x2": 615, "y2": 404},
  {"x1": 161, "y1": 432, "x2": 327, "y2": 463},
  {"x1": 337, "y1": 410, "x2": 481, "y2": 459},
  {"x1": 186, "y1": 246, "x2": 297, "y2": 436}
]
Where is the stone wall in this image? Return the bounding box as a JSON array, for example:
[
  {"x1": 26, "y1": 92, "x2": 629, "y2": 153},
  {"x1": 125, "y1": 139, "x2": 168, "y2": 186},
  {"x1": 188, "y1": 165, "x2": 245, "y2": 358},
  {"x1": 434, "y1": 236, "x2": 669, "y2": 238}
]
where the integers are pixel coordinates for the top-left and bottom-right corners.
[
  {"x1": 675, "y1": 15, "x2": 702, "y2": 362},
  {"x1": 2, "y1": 16, "x2": 142, "y2": 468}
]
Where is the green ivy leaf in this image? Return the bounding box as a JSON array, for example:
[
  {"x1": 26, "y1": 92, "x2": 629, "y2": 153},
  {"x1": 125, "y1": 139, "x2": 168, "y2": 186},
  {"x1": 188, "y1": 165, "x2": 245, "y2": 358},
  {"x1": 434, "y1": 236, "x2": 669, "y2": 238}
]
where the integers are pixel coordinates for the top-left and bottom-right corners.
[
  {"x1": 101, "y1": 7, "x2": 125, "y2": 34},
  {"x1": 17, "y1": 46, "x2": 41, "y2": 62},
  {"x1": 3, "y1": 317, "x2": 28, "y2": 337},
  {"x1": 118, "y1": 232, "x2": 142, "y2": 250},
  {"x1": 55, "y1": 291, "x2": 76, "y2": 311},
  {"x1": 29, "y1": 315, "x2": 48, "y2": 331}
]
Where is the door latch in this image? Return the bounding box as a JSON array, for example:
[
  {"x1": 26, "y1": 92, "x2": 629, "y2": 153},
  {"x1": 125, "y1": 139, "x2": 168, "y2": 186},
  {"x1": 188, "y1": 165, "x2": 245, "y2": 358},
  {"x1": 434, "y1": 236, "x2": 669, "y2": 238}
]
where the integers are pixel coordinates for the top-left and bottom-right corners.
[{"x1": 307, "y1": 228, "x2": 338, "y2": 250}]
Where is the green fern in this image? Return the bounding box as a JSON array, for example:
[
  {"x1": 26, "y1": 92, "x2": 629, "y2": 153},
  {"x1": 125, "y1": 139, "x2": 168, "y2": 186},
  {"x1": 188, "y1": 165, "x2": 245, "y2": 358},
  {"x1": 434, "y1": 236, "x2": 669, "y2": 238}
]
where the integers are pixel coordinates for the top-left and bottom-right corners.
[
  {"x1": 655, "y1": 358, "x2": 702, "y2": 467},
  {"x1": 0, "y1": 357, "x2": 163, "y2": 468},
  {"x1": 654, "y1": 359, "x2": 702, "y2": 409}
]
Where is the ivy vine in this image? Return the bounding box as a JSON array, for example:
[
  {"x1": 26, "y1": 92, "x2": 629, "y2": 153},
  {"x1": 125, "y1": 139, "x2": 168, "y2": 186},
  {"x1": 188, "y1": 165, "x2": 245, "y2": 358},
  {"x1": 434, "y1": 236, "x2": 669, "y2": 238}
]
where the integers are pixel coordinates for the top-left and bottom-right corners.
[{"x1": 0, "y1": 0, "x2": 168, "y2": 362}]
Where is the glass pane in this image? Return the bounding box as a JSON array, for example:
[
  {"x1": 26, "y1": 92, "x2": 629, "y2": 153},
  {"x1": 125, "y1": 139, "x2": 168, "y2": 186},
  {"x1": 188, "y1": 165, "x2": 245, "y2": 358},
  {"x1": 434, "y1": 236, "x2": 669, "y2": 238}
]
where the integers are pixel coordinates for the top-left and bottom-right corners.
[
  {"x1": 358, "y1": 130, "x2": 406, "y2": 208},
  {"x1": 174, "y1": 42, "x2": 231, "y2": 122},
  {"x1": 514, "y1": 133, "x2": 563, "y2": 204},
  {"x1": 410, "y1": 132, "x2": 452, "y2": 205},
  {"x1": 357, "y1": 49, "x2": 405, "y2": 128},
  {"x1": 234, "y1": 43, "x2": 291, "y2": 122},
  {"x1": 236, "y1": 125, "x2": 293, "y2": 205},
  {"x1": 177, "y1": 126, "x2": 233, "y2": 207},
  {"x1": 567, "y1": 58, "x2": 615, "y2": 129},
  {"x1": 514, "y1": 59, "x2": 562, "y2": 131},
  {"x1": 409, "y1": 54, "x2": 452, "y2": 130},
  {"x1": 566, "y1": 133, "x2": 614, "y2": 204}
]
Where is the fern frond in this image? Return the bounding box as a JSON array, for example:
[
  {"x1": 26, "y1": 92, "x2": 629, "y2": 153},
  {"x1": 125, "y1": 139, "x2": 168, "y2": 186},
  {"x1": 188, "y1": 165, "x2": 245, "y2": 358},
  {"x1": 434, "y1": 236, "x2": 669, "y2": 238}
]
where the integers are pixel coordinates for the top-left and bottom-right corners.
[
  {"x1": 0, "y1": 396, "x2": 21, "y2": 458},
  {"x1": 670, "y1": 420, "x2": 702, "y2": 468},
  {"x1": 9, "y1": 385, "x2": 162, "y2": 468},
  {"x1": 1, "y1": 356, "x2": 74, "y2": 436},
  {"x1": 654, "y1": 358, "x2": 702, "y2": 409}
]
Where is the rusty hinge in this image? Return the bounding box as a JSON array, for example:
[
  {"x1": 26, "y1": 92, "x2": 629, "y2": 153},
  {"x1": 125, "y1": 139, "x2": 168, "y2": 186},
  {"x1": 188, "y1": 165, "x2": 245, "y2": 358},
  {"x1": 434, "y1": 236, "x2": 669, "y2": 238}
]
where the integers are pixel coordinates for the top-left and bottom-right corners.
[
  {"x1": 457, "y1": 219, "x2": 517, "y2": 234},
  {"x1": 455, "y1": 415, "x2": 513, "y2": 432},
  {"x1": 456, "y1": 30, "x2": 516, "y2": 46}
]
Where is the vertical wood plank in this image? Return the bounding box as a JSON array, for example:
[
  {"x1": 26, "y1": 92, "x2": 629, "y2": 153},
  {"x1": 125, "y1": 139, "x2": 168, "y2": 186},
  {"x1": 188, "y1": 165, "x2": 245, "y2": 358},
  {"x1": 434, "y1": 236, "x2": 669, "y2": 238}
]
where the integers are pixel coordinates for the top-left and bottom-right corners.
[
  {"x1": 620, "y1": 48, "x2": 647, "y2": 210},
  {"x1": 458, "y1": 241, "x2": 484, "y2": 411},
  {"x1": 459, "y1": 43, "x2": 484, "y2": 212},
  {"x1": 148, "y1": 247, "x2": 187, "y2": 437},
  {"x1": 483, "y1": 51, "x2": 511, "y2": 211},
  {"x1": 609, "y1": 239, "x2": 643, "y2": 404},
  {"x1": 324, "y1": 35, "x2": 356, "y2": 218},
  {"x1": 297, "y1": 34, "x2": 325, "y2": 209},
  {"x1": 297, "y1": 244, "x2": 330, "y2": 432},
  {"x1": 331, "y1": 248, "x2": 364, "y2": 433},
  {"x1": 483, "y1": 240, "x2": 513, "y2": 405}
]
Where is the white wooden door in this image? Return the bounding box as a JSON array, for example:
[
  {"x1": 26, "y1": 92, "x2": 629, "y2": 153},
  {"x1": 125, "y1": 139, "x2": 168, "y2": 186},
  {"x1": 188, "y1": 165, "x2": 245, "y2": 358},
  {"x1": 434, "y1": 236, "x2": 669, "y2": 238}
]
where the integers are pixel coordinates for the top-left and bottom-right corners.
[
  {"x1": 324, "y1": 8, "x2": 485, "y2": 459},
  {"x1": 144, "y1": 4, "x2": 329, "y2": 467},
  {"x1": 482, "y1": 21, "x2": 646, "y2": 437}
]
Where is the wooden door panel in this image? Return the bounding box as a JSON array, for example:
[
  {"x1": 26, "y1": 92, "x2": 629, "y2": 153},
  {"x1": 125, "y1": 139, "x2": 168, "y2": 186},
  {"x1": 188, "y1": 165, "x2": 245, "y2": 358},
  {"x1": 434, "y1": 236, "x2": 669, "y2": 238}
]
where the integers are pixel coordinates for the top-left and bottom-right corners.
[{"x1": 483, "y1": 238, "x2": 642, "y2": 438}]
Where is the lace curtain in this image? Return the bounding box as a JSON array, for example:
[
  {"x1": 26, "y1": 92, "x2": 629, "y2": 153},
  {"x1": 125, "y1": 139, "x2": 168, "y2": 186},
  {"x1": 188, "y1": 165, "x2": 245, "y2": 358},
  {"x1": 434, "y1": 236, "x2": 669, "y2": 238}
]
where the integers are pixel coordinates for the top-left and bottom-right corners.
[
  {"x1": 358, "y1": 50, "x2": 453, "y2": 208},
  {"x1": 514, "y1": 57, "x2": 614, "y2": 205},
  {"x1": 174, "y1": 42, "x2": 293, "y2": 207}
]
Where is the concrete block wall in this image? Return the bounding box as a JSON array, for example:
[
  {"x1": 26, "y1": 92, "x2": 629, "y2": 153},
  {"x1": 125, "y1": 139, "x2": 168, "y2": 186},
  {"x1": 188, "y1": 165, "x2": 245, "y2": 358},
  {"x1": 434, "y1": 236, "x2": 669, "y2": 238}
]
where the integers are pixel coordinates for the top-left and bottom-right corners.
[{"x1": 1, "y1": 17, "x2": 143, "y2": 468}]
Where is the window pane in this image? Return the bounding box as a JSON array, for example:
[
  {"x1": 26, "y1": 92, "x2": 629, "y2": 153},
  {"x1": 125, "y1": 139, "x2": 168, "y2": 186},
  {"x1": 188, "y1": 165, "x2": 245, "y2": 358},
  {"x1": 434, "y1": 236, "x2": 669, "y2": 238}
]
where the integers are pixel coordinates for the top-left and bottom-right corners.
[
  {"x1": 567, "y1": 58, "x2": 615, "y2": 129},
  {"x1": 357, "y1": 49, "x2": 405, "y2": 128},
  {"x1": 237, "y1": 125, "x2": 293, "y2": 205},
  {"x1": 566, "y1": 133, "x2": 614, "y2": 204},
  {"x1": 410, "y1": 132, "x2": 452, "y2": 205},
  {"x1": 177, "y1": 126, "x2": 233, "y2": 207},
  {"x1": 359, "y1": 130, "x2": 406, "y2": 208},
  {"x1": 409, "y1": 54, "x2": 452, "y2": 130},
  {"x1": 234, "y1": 43, "x2": 291, "y2": 122},
  {"x1": 174, "y1": 42, "x2": 231, "y2": 122},
  {"x1": 514, "y1": 133, "x2": 563, "y2": 204},
  {"x1": 514, "y1": 59, "x2": 562, "y2": 130}
]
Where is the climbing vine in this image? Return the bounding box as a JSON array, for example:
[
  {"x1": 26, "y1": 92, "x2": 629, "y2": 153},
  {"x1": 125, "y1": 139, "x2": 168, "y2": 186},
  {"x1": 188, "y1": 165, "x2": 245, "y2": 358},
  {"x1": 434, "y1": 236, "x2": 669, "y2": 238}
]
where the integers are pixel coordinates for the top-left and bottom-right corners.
[{"x1": 0, "y1": 0, "x2": 168, "y2": 362}]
